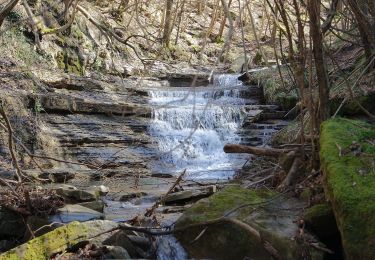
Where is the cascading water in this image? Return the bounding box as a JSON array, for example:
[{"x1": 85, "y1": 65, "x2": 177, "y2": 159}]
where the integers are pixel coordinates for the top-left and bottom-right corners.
[{"x1": 148, "y1": 74, "x2": 254, "y2": 179}]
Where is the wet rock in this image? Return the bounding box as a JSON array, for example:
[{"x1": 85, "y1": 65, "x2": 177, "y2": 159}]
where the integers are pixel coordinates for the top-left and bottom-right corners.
[
  {"x1": 51, "y1": 204, "x2": 104, "y2": 223},
  {"x1": 31, "y1": 169, "x2": 76, "y2": 183},
  {"x1": 175, "y1": 186, "x2": 325, "y2": 260},
  {"x1": 56, "y1": 185, "x2": 99, "y2": 202},
  {"x1": 0, "y1": 220, "x2": 118, "y2": 259},
  {"x1": 165, "y1": 72, "x2": 210, "y2": 87},
  {"x1": 164, "y1": 185, "x2": 216, "y2": 205},
  {"x1": 151, "y1": 173, "x2": 174, "y2": 178},
  {"x1": 78, "y1": 201, "x2": 105, "y2": 213},
  {"x1": 0, "y1": 207, "x2": 26, "y2": 239},
  {"x1": 157, "y1": 205, "x2": 190, "y2": 214},
  {"x1": 117, "y1": 192, "x2": 148, "y2": 201},
  {"x1": 102, "y1": 230, "x2": 141, "y2": 258},
  {"x1": 104, "y1": 246, "x2": 131, "y2": 259}
]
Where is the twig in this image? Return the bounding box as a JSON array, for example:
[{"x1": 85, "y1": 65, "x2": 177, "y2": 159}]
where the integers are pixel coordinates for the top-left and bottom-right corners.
[
  {"x1": 335, "y1": 142, "x2": 342, "y2": 157},
  {"x1": 144, "y1": 169, "x2": 186, "y2": 217},
  {"x1": 0, "y1": 105, "x2": 23, "y2": 182}
]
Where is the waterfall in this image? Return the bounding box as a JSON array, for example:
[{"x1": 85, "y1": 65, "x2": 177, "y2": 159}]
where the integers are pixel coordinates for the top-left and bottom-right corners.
[{"x1": 148, "y1": 74, "x2": 251, "y2": 179}]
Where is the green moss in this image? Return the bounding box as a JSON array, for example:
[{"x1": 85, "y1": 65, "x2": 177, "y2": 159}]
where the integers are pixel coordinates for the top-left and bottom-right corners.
[
  {"x1": 0, "y1": 221, "x2": 88, "y2": 260},
  {"x1": 320, "y1": 118, "x2": 375, "y2": 259},
  {"x1": 55, "y1": 49, "x2": 84, "y2": 76},
  {"x1": 306, "y1": 204, "x2": 332, "y2": 218},
  {"x1": 178, "y1": 186, "x2": 271, "y2": 225},
  {"x1": 176, "y1": 186, "x2": 323, "y2": 259},
  {"x1": 0, "y1": 28, "x2": 48, "y2": 68}
]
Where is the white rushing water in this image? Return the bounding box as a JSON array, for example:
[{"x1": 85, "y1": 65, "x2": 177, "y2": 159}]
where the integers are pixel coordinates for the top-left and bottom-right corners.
[{"x1": 148, "y1": 74, "x2": 252, "y2": 179}]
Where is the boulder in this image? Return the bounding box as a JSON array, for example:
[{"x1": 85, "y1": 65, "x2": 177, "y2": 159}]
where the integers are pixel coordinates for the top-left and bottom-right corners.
[
  {"x1": 320, "y1": 118, "x2": 375, "y2": 259},
  {"x1": 0, "y1": 207, "x2": 26, "y2": 240},
  {"x1": 0, "y1": 220, "x2": 118, "y2": 259},
  {"x1": 175, "y1": 186, "x2": 325, "y2": 259},
  {"x1": 78, "y1": 201, "x2": 105, "y2": 213},
  {"x1": 25, "y1": 169, "x2": 76, "y2": 183},
  {"x1": 102, "y1": 230, "x2": 141, "y2": 258},
  {"x1": 304, "y1": 203, "x2": 343, "y2": 259},
  {"x1": 163, "y1": 185, "x2": 216, "y2": 205},
  {"x1": 104, "y1": 246, "x2": 131, "y2": 259},
  {"x1": 55, "y1": 185, "x2": 99, "y2": 202},
  {"x1": 50, "y1": 204, "x2": 104, "y2": 223},
  {"x1": 117, "y1": 192, "x2": 147, "y2": 201}
]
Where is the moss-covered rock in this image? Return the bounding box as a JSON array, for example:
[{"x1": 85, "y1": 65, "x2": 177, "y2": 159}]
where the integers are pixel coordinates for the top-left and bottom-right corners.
[
  {"x1": 330, "y1": 94, "x2": 375, "y2": 116},
  {"x1": 0, "y1": 220, "x2": 118, "y2": 260},
  {"x1": 175, "y1": 186, "x2": 324, "y2": 260},
  {"x1": 304, "y1": 203, "x2": 339, "y2": 239},
  {"x1": 320, "y1": 118, "x2": 375, "y2": 259}
]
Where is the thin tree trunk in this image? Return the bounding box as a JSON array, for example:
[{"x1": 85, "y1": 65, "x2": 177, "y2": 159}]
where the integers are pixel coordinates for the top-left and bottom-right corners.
[
  {"x1": 217, "y1": 0, "x2": 232, "y2": 40},
  {"x1": 307, "y1": 0, "x2": 330, "y2": 123},
  {"x1": 162, "y1": 0, "x2": 174, "y2": 48}
]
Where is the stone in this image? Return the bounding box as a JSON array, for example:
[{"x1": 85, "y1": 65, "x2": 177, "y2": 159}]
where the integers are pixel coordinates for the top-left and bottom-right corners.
[
  {"x1": 0, "y1": 207, "x2": 25, "y2": 240},
  {"x1": 320, "y1": 119, "x2": 375, "y2": 259},
  {"x1": 151, "y1": 173, "x2": 174, "y2": 178},
  {"x1": 116, "y1": 192, "x2": 147, "y2": 201},
  {"x1": 175, "y1": 186, "x2": 325, "y2": 260},
  {"x1": 50, "y1": 204, "x2": 104, "y2": 223},
  {"x1": 0, "y1": 220, "x2": 118, "y2": 259},
  {"x1": 78, "y1": 201, "x2": 105, "y2": 213},
  {"x1": 104, "y1": 246, "x2": 131, "y2": 259},
  {"x1": 303, "y1": 203, "x2": 343, "y2": 258},
  {"x1": 56, "y1": 185, "x2": 99, "y2": 202},
  {"x1": 24, "y1": 216, "x2": 61, "y2": 240},
  {"x1": 163, "y1": 185, "x2": 216, "y2": 205},
  {"x1": 32, "y1": 169, "x2": 76, "y2": 183},
  {"x1": 102, "y1": 230, "x2": 140, "y2": 258}
]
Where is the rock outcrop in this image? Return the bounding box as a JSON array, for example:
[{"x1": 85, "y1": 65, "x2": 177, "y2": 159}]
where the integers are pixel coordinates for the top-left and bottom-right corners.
[{"x1": 320, "y1": 118, "x2": 375, "y2": 259}]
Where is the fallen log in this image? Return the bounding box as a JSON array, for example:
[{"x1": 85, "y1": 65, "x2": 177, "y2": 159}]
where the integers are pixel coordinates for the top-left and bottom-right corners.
[{"x1": 223, "y1": 144, "x2": 295, "y2": 157}]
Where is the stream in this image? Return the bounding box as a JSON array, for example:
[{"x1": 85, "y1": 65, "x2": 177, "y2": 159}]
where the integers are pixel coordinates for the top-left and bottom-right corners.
[
  {"x1": 34, "y1": 73, "x2": 286, "y2": 259},
  {"x1": 149, "y1": 74, "x2": 253, "y2": 179}
]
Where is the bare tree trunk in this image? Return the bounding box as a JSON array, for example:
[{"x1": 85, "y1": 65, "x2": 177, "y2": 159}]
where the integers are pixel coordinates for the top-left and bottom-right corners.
[
  {"x1": 246, "y1": 0, "x2": 268, "y2": 66},
  {"x1": 347, "y1": 0, "x2": 375, "y2": 59},
  {"x1": 307, "y1": 0, "x2": 330, "y2": 123},
  {"x1": 219, "y1": 0, "x2": 234, "y2": 61},
  {"x1": 174, "y1": 0, "x2": 186, "y2": 45},
  {"x1": 217, "y1": 0, "x2": 232, "y2": 40},
  {"x1": 162, "y1": 0, "x2": 174, "y2": 48}
]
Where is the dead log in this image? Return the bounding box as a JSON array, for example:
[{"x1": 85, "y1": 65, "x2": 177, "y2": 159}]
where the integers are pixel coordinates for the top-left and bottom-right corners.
[{"x1": 224, "y1": 144, "x2": 295, "y2": 157}]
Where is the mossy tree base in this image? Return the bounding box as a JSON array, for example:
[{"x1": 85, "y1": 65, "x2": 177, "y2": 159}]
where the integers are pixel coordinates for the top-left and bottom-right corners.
[{"x1": 320, "y1": 118, "x2": 375, "y2": 259}]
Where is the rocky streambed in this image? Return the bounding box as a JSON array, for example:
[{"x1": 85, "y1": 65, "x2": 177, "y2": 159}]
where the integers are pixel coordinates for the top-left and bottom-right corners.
[{"x1": 1, "y1": 70, "x2": 333, "y2": 259}]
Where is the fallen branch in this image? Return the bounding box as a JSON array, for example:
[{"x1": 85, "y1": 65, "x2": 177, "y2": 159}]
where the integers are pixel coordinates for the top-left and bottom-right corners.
[
  {"x1": 144, "y1": 169, "x2": 186, "y2": 217},
  {"x1": 224, "y1": 144, "x2": 295, "y2": 157}
]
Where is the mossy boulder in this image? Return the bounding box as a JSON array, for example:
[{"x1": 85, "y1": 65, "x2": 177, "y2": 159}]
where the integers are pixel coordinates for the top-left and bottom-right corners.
[
  {"x1": 0, "y1": 207, "x2": 26, "y2": 240},
  {"x1": 330, "y1": 94, "x2": 375, "y2": 116},
  {"x1": 0, "y1": 220, "x2": 118, "y2": 260},
  {"x1": 175, "y1": 186, "x2": 324, "y2": 260},
  {"x1": 320, "y1": 118, "x2": 375, "y2": 259},
  {"x1": 304, "y1": 204, "x2": 336, "y2": 237}
]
